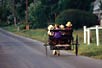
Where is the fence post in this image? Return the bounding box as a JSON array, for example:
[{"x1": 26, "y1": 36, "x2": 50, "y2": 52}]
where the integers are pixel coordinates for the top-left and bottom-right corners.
[
  {"x1": 87, "y1": 29, "x2": 90, "y2": 45},
  {"x1": 96, "y1": 25, "x2": 99, "y2": 46},
  {"x1": 84, "y1": 26, "x2": 87, "y2": 44}
]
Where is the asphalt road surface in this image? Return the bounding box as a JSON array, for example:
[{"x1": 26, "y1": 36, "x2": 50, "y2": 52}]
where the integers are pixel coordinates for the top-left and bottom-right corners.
[{"x1": 0, "y1": 28, "x2": 102, "y2": 68}]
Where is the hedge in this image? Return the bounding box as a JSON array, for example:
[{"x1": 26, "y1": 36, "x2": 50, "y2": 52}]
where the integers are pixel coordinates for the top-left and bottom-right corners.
[{"x1": 55, "y1": 9, "x2": 98, "y2": 29}]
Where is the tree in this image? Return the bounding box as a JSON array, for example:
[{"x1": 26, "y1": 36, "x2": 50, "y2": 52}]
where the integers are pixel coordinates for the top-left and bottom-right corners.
[
  {"x1": 0, "y1": 0, "x2": 10, "y2": 23},
  {"x1": 40, "y1": 0, "x2": 59, "y2": 23},
  {"x1": 55, "y1": 9, "x2": 98, "y2": 29},
  {"x1": 0, "y1": 0, "x2": 96, "y2": 28},
  {"x1": 28, "y1": 1, "x2": 47, "y2": 28},
  {"x1": 58, "y1": 0, "x2": 95, "y2": 11},
  {"x1": 7, "y1": 0, "x2": 34, "y2": 26},
  {"x1": 40, "y1": 0, "x2": 95, "y2": 23}
]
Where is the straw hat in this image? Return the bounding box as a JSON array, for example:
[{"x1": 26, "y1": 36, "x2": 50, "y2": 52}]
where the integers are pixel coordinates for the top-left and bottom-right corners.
[
  {"x1": 60, "y1": 24, "x2": 64, "y2": 30},
  {"x1": 66, "y1": 21, "x2": 72, "y2": 27},
  {"x1": 48, "y1": 25, "x2": 54, "y2": 30}
]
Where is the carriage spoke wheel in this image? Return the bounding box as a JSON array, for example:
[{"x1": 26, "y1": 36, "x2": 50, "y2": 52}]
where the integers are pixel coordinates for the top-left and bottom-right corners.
[{"x1": 75, "y1": 35, "x2": 79, "y2": 56}]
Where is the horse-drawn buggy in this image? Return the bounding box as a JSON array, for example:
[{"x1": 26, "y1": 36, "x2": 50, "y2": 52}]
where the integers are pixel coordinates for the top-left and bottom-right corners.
[{"x1": 44, "y1": 22, "x2": 79, "y2": 56}]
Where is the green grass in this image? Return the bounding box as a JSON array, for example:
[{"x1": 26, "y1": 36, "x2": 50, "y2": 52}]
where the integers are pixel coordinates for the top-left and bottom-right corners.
[
  {"x1": 3, "y1": 25, "x2": 102, "y2": 59},
  {"x1": 3, "y1": 25, "x2": 48, "y2": 42},
  {"x1": 78, "y1": 44, "x2": 102, "y2": 59},
  {"x1": 73, "y1": 29, "x2": 102, "y2": 59},
  {"x1": 16, "y1": 29, "x2": 48, "y2": 42}
]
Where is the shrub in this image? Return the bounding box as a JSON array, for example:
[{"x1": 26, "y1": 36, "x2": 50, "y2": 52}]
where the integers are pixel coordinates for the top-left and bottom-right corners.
[
  {"x1": 28, "y1": 2, "x2": 47, "y2": 29},
  {"x1": 55, "y1": 9, "x2": 98, "y2": 29}
]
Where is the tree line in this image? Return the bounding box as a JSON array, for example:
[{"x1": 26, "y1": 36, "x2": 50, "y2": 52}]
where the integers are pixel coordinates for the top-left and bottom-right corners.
[{"x1": 0, "y1": 0, "x2": 97, "y2": 29}]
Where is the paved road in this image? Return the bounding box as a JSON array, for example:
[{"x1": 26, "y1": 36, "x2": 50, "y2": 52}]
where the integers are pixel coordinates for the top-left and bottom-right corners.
[{"x1": 0, "y1": 29, "x2": 102, "y2": 68}]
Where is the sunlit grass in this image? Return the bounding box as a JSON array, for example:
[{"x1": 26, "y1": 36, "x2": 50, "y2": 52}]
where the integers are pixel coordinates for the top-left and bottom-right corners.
[
  {"x1": 78, "y1": 44, "x2": 102, "y2": 59},
  {"x1": 16, "y1": 29, "x2": 48, "y2": 42},
  {"x1": 3, "y1": 26, "x2": 48, "y2": 42}
]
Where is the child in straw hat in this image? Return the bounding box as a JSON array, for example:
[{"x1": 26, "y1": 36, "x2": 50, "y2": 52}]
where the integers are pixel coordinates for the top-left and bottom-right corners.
[
  {"x1": 60, "y1": 24, "x2": 65, "y2": 30},
  {"x1": 65, "y1": 21, "x2": 73, "y2": 44},
  {"x1": 65, "y1": 21, "x2": 73, "y2": 30},
  {"x1": 66, "y1": 21, "x2": 72, "y2": 27},
  {"x1": 47, "y1": 25, "x2": 54, "y2": 36},
  {"x1": 53, "y1": 24, "x2": 61, "y2": 56}
]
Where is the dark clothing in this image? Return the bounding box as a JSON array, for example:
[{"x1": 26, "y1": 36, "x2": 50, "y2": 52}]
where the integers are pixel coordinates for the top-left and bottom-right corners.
[
  {"x1": 54, "y1": 31, "x2": 61, "y2": 39},
  {"x1": 65, "y1": 27, "x2": 73, "y2": 35},
  {"x1": 65, "y1": 27, "x2": 73, "y2": 44}
]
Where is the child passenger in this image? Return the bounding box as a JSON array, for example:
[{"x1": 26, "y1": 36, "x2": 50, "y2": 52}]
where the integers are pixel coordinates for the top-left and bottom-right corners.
[
  {"x1": 53, "y1": 24, "x2": 62, "y2": 40},
  {"x1": 65, "y1": 21, "x2": 73, "y2": 44},
  {"x1": 53, "y1": 24, "x2": 61, "y2": 56}
]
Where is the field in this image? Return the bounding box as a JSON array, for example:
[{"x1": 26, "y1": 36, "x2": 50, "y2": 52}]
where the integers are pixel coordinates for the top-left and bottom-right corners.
[{"x1": 3, "y1": 25, "x2": 102, "y2": 59}]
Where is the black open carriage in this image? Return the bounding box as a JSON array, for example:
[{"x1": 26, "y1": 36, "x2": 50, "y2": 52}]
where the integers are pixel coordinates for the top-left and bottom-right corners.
[{"x1": 44, "y1": 29, "x2": 79, "y2": 56}]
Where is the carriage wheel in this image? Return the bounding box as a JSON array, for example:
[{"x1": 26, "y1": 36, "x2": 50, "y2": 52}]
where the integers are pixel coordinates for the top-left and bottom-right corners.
[
  {"x1": 75, "y1": 35, "x2": 78, "y2": 56},
  {"x1": 75, "y1": 43, "x2": 78, "y2": 56}
]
